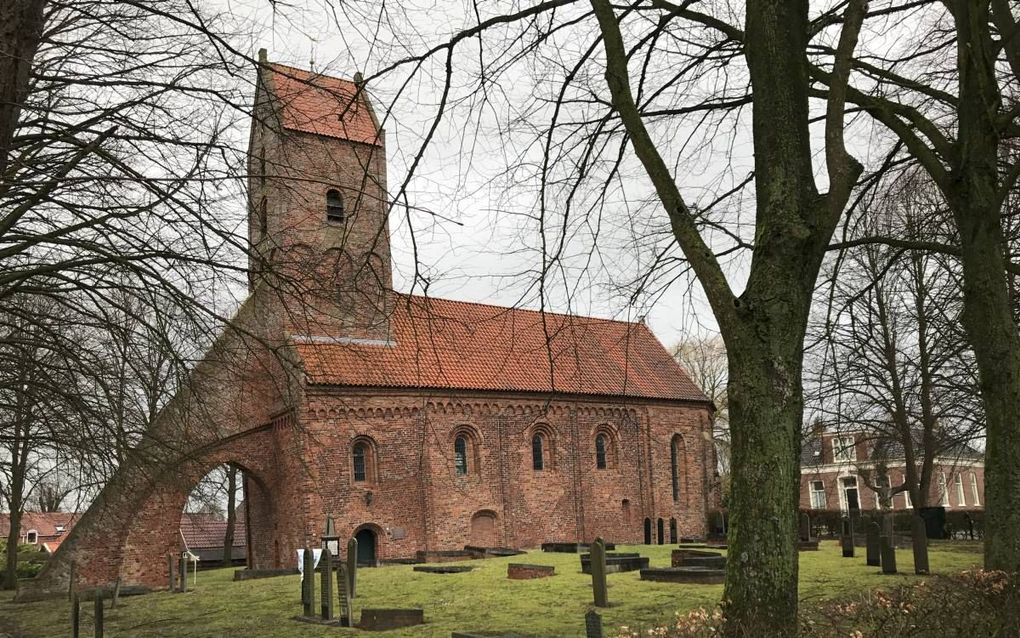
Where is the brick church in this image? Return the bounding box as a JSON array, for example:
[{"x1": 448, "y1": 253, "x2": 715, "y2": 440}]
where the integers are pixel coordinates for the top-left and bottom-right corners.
[{"x1": 24, "y1": 55, "x2": 715, "y2": 596}]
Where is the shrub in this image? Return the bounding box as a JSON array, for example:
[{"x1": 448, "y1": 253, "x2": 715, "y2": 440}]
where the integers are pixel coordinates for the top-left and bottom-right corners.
[
  {"x1": 16, "y1": 561, "x2": 43, "y2": 579},
  {"x1": 612, "y1": 570, "x2": 1019, "y2": 637}
]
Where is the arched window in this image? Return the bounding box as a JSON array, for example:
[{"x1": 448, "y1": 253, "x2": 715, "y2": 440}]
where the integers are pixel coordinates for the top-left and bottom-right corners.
[
  {"x1": 532, "y1": 433, "x2": 545, "y2": 470},
  {"x1": 326, "y1": 189, "x2": 345, "y2": 223},
  {"x1": 455, "y1": 436, "x2": 468, "y2": 475},
  {"x1": 669, "y1": 517, "x2": 678, "y2": 544},
  {"x1": 352, "y1": 442, "x2": 367, "y2": 482},
  {"x1": 670, "y1": 434, "x2": 682, "y2": 502},
  {"x1": 657, "y1": 518, "x2": 665, "y2": 545},
  {"x1": 595, "y1": 433, "x2": 608, "y2": 469}
]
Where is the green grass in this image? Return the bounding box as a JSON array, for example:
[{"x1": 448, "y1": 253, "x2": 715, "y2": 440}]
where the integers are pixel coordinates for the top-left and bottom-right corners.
[{"x1": 0, "y1": 542, "x2": 982, "y2": 638}]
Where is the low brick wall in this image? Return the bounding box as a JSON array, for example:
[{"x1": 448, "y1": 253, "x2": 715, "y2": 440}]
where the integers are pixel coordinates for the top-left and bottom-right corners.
[
  {"x1": 357, "y1": 608, "x2": 425, "y2": 631},
  {"x1": 580, "y1": 552, "x2": 648, "y2": 574},
  {"x1": 640, "y1": 567, "x2": 725, "y2": 585},
  {"x1": 671, "y1": 550, "x2": 726, "y2": 568},
  {"x1": 507, "y1": 563, "x2": 555, "y2": 579}
]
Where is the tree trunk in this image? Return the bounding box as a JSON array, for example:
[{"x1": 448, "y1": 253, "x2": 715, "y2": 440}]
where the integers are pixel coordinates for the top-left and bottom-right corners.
[
  {"x1": 723, "y1": 332, "x2": 805, "y2": 635},
  {"x1": 4, "y1": 507, "x2": 22, "y2": 590},
  {"x1": 222, "y1": 466, "x2": 236, "y2": 566},
  {"x1": 950, "y1": 0, "x2": 1020, "y2": 573},
  {"x1": 0, "y1": 0, "x2": 47, "y2": 179}
]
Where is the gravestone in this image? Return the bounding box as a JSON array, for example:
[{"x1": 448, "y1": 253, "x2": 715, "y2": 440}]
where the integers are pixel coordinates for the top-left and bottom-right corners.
[
  {"x1": 71, "y1": 593, "x2": 80, "y2": 638},
  {"x1": 347, "y1": 537, "x2": 358, "y2": 598},
  {"x1": 590, "y1": 537, "x2": 608, "y2": 608},
  {"x1": 178, "y1": 553, "x2": 188, "y2": 593},
  {"x1": 880, "y1": 534, "x2": 897, "y2": 574},
  {"x1": 911, "y1": 515, "x2": 930, "y2": 575},
  {"x1": 585, "y1": 609, "x2": 604, "y2": 638},
  {"x1": 866, "y1": 521, "x2": 881, "y2": 567},
  {"x1": 301, "y1": 546, "x2": 315, "y2": 618},
  {"x1": 841, "y1": 516, "x2": 855, "y2": 558},
  {"x1": 337, "y1": 561, "x2": 353, "y2": 627},
  {"x1": 799, "y1": 512, "x2": 812, "y2": 541},
  {"x1": 93, "y1": 591, "x2": 104, "y2": 638},
  {"x1": 320, "y1": 548, "x2": 334, "y2": 621}
]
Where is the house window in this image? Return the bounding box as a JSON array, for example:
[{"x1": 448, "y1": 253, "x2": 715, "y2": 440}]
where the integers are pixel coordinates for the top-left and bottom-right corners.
[
  {"x1": 455, "y1": 435, "x2": 468, "y2": 476},
  {"x1": 326, "y1": 189, "x2": 345, "y2": 223},
  {"x1": 532, "y1": 433, "x2": 544, "y2": 470},
  {"x1": 970, "y1": 473, "x2": 980, "y2": 506},
  {"x1": 832, "y1": 436, "x2": 856, "y2": 462},
  {"x1": 955, "y1": 473, "x2": 966, "y2": 507},
  {"x1": 875, "y1": 475, "x2": 890, "y2": 509},
  {"x1": 54, "y1": 525, "x2": 64, "y2": 533},
  {"x1": 670, "y1": 435, "x2": 682, "y2": 502},
  {"x1": 595, "y1": 434, "x2": 608, "y2": 469},
  {"x1": 939, "y1": 472, "x2": 950, "y2": 506},
  {"x1": 353, "y1": 442, "x2": 367, "y2": 482},
  {"x1": 809, "y1": 480, "x2": 826, "y2": 509},
  {"x1": 25, "y1": 530, "x2": 38, "y2": 544},
  {"x1": 841, "y1": 476, "x2": 859, "y2": 511}
]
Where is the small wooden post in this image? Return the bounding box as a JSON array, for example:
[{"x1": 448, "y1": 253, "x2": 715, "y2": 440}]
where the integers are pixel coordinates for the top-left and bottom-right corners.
[
  {"x1": 167, "y1": 554, "x2": 175, "y2": 592},
  {"x1": 301, "y1": 547, "x2": 315, "y2": 617},
  {"x1": 346, "y1": 537, "x2": 358, "y2": 598},
  {"x1": 71, "y1": 593, "x2": 80, "y2": 638},
  {"x1": 93, "y1": 591, "x2": 104, "y2": 638},
  {"x1": 178, "y1": 553, "x2": 188, "y2": 593}
]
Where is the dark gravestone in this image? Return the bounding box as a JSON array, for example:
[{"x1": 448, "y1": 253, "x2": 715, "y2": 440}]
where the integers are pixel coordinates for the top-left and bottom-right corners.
[
  {"x1": 71, "y1": 593, "x2": 80, "y2": 638},
  {"x1": 337, "y1": 562, "x2": 353, "y2": 627},
  {"x1": 580, "y1": 552, "x2": 649, "y2": 574},
  {"x1": 639, "y1": 567, "x2": 726, "y2": 585},
  {"x1": 590, "y1": 537, "x2": 608, "y2": 608},
  {"x1": 357, "y1": 608, "x2": 425, "y2": 631},
  {"x1": 866, "y1": 522, "x2": 881, "y2": 567},
  {"x1": 880, "y1": 535, "x2": 898, "y2": 574},
  {"x1": 585, "y1": 609, "x2": 604, "y2": 638},
  {"x1": 911, "y1": 515, "x2": 930, "y2": 575},
  {"x1": 799, "y1": 512, "x2": 812, "y2": 542},
  {"x1": 93, "y1": 591, "x2": 104, "y2": 638},
  {"x1": 320, "y1": 548, "x2": 334, "y2": 621},
  {"x1": 413, "y1": 565, "x2": 475, "y2": 574},
  {"x1": 841, "y1": 516, "x2": 855, "y2": 558},
  {"x1": 301, "y1": 547, "x2": 315, "y2": 618},
  {"x1": 179, "y1": 553, "x2": 188, "y2": 593}
]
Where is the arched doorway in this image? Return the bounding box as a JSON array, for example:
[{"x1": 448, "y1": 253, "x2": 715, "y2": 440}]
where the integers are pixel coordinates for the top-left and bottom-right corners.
[
  {"x1": 643, "y1": 518, "x2": 652, "y2": 544},
  {"x1": 355, "y1": 527, "x2": 377, "y2": 566},
  {"x1": 470, "y1": 510, "x2": 499, "y2": 547}
]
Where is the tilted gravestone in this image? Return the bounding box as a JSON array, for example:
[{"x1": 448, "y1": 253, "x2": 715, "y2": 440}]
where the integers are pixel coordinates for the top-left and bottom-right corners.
[
  {"x1": 320, "y1": 548, "x2": 334, "y2": 621},
  {"x1": 590, "y1": 537, "x2": 608, "y2": 608},
  {"x1": 347, "y1": 537, "x2": 358, "y2": 598},
  {"x1": 841, "y1": 516, "x2": 855, "y2": 558},
  {"x1": 866, "y1": 521, "x2": 881, "y2": 567},
  {"x1": 337, "y1": 561, "x2": 353, "y2": 627},
  {"x1": 301, "y1": 547, "x2": 315, "y2": 618}
]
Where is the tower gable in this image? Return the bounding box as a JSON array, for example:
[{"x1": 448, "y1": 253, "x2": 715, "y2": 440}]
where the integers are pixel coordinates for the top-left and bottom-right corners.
[{"x1": 248, "y1": 52, "x2": 391, "y2": 341}]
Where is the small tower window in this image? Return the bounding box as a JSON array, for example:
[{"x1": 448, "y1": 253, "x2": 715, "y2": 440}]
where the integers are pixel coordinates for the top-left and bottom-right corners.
[
  {"x1": 455, "y1": 436, "x2": 468, "y2": 476},
  {"x1": 595, "y1": 433, "x2": 608, "y2": 469},
  {"x1": 532, "y1": 433, "x2": 544, "y2": 471},
  {"x1": 326, "y1": 189, "x2": 344, "y2": 223}
]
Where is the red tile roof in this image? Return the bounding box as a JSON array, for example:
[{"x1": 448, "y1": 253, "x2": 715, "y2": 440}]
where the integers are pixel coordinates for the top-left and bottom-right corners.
[
  {"x1": 295, "y1": 294, "x2": 710, "y2": 402},
  {"x1": 0, "y1": 512, "x2": 79, "y2": 541},
  {"x1": 179, "y1": 513, "x2": 246, "y2": 550},
  {"x1": 264, "y1": 63, "x2": 381, "y2": 146}
]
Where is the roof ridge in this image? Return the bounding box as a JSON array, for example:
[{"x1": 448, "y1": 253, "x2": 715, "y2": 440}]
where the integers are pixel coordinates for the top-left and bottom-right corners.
[
  {"x1": 266, "y1": 62, "x2": 357, "y2": 86},
  {"x1": 396, "y1": 292, "x2": 651, "y2": 330}
]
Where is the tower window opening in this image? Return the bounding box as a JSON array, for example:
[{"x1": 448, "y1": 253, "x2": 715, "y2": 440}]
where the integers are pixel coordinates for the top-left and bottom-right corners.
[{"x1": 326, "y1": 189, "x2": 345, "y2": 223}]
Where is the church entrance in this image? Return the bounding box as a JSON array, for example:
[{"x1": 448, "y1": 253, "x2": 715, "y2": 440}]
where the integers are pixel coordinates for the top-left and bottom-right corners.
[{"x1": 355, "y1": 528, "x2": 377, "y2": 566}]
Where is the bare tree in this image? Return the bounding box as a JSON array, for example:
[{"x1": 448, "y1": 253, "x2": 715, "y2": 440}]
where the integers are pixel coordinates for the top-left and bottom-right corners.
[{"x1": 672, "y1": 336, "x2": 729, "y2": 476}]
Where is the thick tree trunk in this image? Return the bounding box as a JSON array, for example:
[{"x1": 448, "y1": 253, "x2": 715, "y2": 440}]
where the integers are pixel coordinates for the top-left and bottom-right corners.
[
  {"x1": 4, "y1": 506, "x2": 22, "y2": 590},
  {"x1": 951, "y1": 0, "x2": 1020, "y2": 573},
  {"x1": 724, "y1": 344, "x2": 804, "y2": 634},
  {"x1": 222, "y1": 466, "x2": 236, "y2": 566},
  {"x1": 0, "y1": 0, "x2": 46, "y2": 179}
]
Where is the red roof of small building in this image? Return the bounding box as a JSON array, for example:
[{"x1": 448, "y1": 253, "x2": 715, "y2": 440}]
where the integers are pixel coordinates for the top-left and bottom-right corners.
[
  {"x1": 179, "y1": 513, "x2": 246, "y2": 550},
  {"x1": 295, "y1": 294, "x2": 710, "y2": 402},
  {"x1": 263, "y1": 63, "x2": 381, "y2": 146},
  {"x1": 0, "y1": 512, "x2": 79, "y2": 541}
]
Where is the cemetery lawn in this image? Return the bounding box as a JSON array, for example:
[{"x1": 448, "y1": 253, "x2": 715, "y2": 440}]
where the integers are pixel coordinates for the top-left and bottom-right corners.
[{"x1": 0, "y1": 541, "x2": 981, "y2": 638}]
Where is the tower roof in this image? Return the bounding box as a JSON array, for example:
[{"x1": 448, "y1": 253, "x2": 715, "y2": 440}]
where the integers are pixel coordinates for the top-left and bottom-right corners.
[
  {"x1": 261, "y1": 62, "x2": 381, "y2": 146},
  {"x1": 293, "y1": 294, "x2": 711, "y2": 403}
]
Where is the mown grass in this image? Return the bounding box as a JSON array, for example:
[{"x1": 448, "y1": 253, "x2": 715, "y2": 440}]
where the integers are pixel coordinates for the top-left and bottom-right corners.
[{"x1": 0, "y1": 541, "x2": 982, "y2": 638}]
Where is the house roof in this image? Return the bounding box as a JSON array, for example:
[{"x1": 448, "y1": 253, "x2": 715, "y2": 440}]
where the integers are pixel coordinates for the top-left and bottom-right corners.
[
  {"x1": 179, "y1": 513, "x2": 246, "y2": 550},
  {"x1": 0, "y1": 512, "x2": 79, "y2": 540},
  {"x1": 801, "y1": 429, "x2": 983, "y2": 467},
  {"x1": 262, "y1": 63, "x2": 381, "y2": 146},
  {"x1": 294, "y1": 294, "x2": 711, "y2": 403}
]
